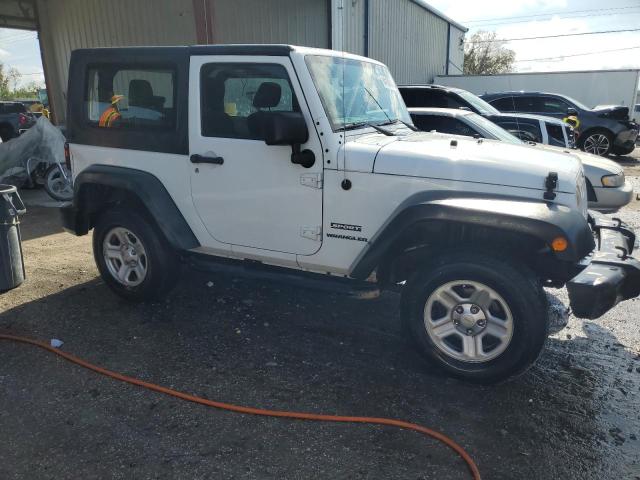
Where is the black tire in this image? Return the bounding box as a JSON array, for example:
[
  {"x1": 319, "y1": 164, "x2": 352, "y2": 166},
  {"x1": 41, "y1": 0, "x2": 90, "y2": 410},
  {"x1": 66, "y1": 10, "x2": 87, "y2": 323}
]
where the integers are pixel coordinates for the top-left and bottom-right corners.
[
  {"x1": 43, "y1": 164, "x2": 73, "y2": 201},
  {"x1": 579, "y1": 129, "x2": 613, "y2": 157},
  {"x1": 93, "y1": 208, "x2": 179, "y2": 302},
  {"x1": 401, "y1": 250, "x2": 548, "y2": 384}
]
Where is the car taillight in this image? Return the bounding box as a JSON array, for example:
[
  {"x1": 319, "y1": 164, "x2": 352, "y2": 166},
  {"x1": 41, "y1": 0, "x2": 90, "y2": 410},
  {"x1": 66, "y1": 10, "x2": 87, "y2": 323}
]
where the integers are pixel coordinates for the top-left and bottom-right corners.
[
  {"x1": 18, "y1": 113, "x2": 27, "y2": 126},
  {"x1": 64, "y1": 142, "x2": 71, "y2": 169}
]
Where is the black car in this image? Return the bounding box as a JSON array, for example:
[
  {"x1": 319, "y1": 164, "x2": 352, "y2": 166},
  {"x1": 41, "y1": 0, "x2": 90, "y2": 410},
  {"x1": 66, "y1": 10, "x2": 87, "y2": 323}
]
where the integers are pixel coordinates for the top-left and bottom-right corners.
[
  {"x1": 480, "y1": 91, "x2": 638, "y2": 157},
  {"x1": 398, "y1": 84, "x2": 574, "y2": 149}
]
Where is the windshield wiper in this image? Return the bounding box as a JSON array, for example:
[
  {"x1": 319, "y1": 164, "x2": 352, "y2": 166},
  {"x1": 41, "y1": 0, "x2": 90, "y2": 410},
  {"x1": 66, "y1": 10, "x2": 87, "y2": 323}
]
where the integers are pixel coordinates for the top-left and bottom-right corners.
[
  {"x1": 343, "y1": 122, "x2": 394, "y2": 136},
  {"x1": 384, "y1": 118, "x2": 418, "y2": 131}
]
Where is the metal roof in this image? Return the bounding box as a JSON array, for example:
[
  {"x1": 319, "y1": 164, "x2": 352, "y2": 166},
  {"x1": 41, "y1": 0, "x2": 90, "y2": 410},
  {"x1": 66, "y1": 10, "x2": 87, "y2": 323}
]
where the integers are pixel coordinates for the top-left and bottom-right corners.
[{"x1": 409, "y1": 1, "x2": 468, "y2": 32}]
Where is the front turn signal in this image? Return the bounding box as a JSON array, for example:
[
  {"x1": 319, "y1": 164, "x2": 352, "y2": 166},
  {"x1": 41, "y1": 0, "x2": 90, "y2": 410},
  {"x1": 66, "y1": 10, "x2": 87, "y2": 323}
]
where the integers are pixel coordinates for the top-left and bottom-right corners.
[{"x1": 551, "y1": 237, "x2": 568, "y2": 252}]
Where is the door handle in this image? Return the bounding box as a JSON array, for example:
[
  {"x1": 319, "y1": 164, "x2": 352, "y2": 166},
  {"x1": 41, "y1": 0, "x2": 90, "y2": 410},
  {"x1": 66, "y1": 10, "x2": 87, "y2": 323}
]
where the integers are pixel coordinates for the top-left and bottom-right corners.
[{"x1": 190, "y1": 154, "x2": 224, "y2": 165}]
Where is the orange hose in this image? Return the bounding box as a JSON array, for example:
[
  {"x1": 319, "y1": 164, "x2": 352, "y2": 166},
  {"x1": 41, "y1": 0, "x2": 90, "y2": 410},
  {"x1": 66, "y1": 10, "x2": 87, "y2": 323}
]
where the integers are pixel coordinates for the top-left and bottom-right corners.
[{"x1": 0, "y1": 333, "x2": 481, "y2": 480}]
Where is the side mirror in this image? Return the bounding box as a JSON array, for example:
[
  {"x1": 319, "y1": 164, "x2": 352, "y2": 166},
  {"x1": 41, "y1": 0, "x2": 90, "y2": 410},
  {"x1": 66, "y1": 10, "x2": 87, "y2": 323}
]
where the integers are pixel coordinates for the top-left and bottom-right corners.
[
  {"x1": 567, "y1": 107, "x2": 578, "y2": 116},
  {"x1": 253, "y1": 111, "x2": 315, "y2": 168},
  {"x1": 260, "y1": 111, "x2": 308, "y2": 146}
]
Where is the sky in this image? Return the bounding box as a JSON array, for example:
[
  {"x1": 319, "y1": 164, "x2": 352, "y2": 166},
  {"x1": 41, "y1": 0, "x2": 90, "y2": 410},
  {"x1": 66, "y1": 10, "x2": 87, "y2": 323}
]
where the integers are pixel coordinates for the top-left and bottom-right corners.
[
  {"x1": 0, "y1": 28, "x2": 43, "y2": 89},
  {"x1": 428, "y1": 0, "x2": 640, "y2": 72},
  {"x1": 1, "y1": 0, "x2": 640, "y2": 88}
]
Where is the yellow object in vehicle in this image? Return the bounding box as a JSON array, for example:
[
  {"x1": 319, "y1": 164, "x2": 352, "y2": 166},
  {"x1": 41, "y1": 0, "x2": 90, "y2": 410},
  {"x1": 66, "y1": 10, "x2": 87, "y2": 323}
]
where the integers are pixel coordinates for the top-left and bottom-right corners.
[{"x1": 563, "y1": 115, "x2": 580, "y2": 130}]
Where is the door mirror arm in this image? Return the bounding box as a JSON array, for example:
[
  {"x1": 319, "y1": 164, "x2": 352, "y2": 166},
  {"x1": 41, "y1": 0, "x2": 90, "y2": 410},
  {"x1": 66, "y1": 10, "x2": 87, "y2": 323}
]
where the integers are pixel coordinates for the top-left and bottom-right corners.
[{"x1": 290, "y1": 143, "x2": 315, "y2": 168}]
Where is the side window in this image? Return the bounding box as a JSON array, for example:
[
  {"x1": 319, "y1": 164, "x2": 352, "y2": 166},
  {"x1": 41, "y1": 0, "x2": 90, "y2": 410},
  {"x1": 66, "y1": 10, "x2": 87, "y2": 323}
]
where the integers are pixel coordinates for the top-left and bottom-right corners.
[
  {"x1": 496, "y1": 120, "x2": 543, "y2": 143},
  {"x1": 451, "y1": 118, "x2": 477, "y2": 137},
  {"x1": 489, "y1": 97, "x2": 516, "y2": 112},
  {"x1": 546, "y1": 123, "x2": 566, "y2": 146},
  {"x1": 85, "y1": 66, "x2": 176, "y2": 130},
  {"x1": 540, "y1": 96, "x2": 571, "y2": 115},
  {"x1": 444, "y1": 94, "x2": 467, "y2": 109},
  {"x1": 512, "y1": 96, "x2": 539, "y2": 112},
  {"x1": 411, "y1": 115, "x2": 476, "y2": 137},
  {"x1": 200, "y1": 63, "x2": 299, "y2": 139},
  {"x1": 411, "y1": 114, "x2": 440, "y2": 131}
]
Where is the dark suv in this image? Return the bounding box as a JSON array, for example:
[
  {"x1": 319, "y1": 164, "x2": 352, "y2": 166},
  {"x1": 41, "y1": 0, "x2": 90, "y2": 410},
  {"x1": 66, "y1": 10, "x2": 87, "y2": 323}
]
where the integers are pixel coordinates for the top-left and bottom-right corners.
[
  {"x1": 481, "y1": 92, "x2": 638, "y2": 157},
  {"x1": 399, "y1": 85, "x2": 574, "y2": 148},
  {"x1": 0, "y1": 101, "x2": 36, "y2": 141}
]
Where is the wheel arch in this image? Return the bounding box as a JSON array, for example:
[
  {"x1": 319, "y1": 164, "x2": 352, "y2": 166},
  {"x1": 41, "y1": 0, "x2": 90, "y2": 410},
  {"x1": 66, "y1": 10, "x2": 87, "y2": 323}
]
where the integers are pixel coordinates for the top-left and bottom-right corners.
[
  {"x1": 578, "y1": 126, "x2": 614, "y2": 146},
  {"x1": 349, "y1": 193, "x2": 594, "y2": 284},
  {"x1": 68, "y1": 165, "x2": 199, "y2": 251}
]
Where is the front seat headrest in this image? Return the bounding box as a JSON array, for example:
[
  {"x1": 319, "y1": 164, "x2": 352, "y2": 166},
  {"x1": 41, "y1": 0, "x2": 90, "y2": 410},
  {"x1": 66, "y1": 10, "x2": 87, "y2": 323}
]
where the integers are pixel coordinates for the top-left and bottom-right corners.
[{"x1": 253, "y1": 82, "x2": 282, "y2": 109}]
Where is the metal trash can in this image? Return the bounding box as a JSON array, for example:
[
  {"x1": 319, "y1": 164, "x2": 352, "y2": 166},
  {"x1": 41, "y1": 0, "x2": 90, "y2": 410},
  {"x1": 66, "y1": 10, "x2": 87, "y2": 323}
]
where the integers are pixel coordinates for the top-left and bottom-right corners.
[{"x1": 0, "y1": 184, "x2": 26, "y2": 292}]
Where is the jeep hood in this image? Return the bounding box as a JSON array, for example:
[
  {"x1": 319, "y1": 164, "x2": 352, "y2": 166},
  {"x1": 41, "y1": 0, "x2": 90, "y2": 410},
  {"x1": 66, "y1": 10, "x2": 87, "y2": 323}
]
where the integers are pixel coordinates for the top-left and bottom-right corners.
[{"x1": 371, "y1": 133, "x2": 582, "y2": 193}]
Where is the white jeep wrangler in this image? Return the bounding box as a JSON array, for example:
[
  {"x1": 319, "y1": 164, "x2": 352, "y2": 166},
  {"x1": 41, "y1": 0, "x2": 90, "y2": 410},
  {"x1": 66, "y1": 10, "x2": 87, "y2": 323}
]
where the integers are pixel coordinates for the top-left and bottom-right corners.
[{"x1": 61, "y1": 45, "x2": 640, "y2": 383}]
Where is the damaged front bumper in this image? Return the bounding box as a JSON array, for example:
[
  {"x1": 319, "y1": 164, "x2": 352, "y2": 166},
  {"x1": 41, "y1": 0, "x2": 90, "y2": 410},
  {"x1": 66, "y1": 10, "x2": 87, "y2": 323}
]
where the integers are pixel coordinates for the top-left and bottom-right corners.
[{"x1": 567, "y1": 213, "x2": 640, "y2": 319}]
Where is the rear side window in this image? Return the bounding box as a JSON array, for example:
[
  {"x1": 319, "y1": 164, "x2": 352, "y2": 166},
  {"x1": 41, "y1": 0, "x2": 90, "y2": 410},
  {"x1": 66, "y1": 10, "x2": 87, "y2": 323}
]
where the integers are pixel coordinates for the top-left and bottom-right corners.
[
  {"x1": 512, "y1": 96, "x2": 540, "y2": 112},
  {"x1": 400, "y1": 89, "x2": 449, "y2": 108},
  {"x1": 488, "y1": 97, "x2": 516, "y2": 112},
  {"x1": 0, "y1": 103, "x2": 26, "y2": 114},
  {"x1": 546, "y1": 123, "x2": 566, "y2": 146},
  {"x1": 200, "y1": 63, "x2": 299, "y2": 139},
  {"x1": 85, "y1": 66, "x2": 176, "y2": 130}
]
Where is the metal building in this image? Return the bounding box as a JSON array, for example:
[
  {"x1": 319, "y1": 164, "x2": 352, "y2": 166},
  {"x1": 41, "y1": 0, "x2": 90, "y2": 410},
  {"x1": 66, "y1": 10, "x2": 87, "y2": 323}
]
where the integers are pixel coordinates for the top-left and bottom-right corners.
[{"x1": 1, "y1": 0, "x2": 466, "y2": 123}]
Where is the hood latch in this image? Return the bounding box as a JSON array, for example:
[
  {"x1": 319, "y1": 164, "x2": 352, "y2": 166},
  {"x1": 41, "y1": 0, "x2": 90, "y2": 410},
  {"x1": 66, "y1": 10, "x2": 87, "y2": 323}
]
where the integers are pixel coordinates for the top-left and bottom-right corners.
[{"x1": 544, "y1": 172, "x2": 558, "y2": 200}]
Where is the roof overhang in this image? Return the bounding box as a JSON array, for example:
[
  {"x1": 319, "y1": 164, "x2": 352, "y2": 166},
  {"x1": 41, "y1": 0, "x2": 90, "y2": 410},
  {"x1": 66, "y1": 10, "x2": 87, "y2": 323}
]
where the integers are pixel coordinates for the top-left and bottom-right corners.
[
  {"x1": 409, "y1": 0, "x2": 468, "y2": 32},
  {"x1": 0, "y1": 0, "x2": 37, "y2": 30}
]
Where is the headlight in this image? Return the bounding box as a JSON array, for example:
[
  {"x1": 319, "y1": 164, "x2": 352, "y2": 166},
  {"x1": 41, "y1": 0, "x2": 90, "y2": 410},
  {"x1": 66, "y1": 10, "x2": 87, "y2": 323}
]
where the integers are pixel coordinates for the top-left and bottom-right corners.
[{"x1": 601, "y1": 173, "x2": 625, "y2": 188}]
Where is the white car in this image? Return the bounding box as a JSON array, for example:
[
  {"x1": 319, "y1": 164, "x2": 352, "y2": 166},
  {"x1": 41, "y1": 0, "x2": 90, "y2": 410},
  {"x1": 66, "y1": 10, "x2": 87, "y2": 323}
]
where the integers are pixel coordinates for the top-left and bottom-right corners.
[
  {"x1": 61, "y1": 45, "x2": 640, "y2": 383},
  {"x1": 409, "y1": 108, "x2": 633, "y2": 212}
]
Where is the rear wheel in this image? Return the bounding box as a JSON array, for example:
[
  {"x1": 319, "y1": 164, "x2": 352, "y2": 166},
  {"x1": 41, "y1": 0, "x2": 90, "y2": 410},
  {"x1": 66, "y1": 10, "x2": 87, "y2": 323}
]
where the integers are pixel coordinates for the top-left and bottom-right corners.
[
  {"x1": 93, "y1": 209, "x2": 179, "y2": 301},
  {"x1": 580, "y1": 130, "x2": 613, "y2": 156},
  {"x1": 401, "y1": 251, "x2": 548, "y2": 384}
]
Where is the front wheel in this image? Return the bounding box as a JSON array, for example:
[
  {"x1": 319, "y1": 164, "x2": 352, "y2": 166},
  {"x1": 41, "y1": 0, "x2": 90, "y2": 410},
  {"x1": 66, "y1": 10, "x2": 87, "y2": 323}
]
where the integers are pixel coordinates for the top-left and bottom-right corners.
[
  {"x1": 401, "y1": 251, "x2": 548, "y2": 384},
  {"x1": 93, "y1": 209, "x2": 179, "y2": 302}
]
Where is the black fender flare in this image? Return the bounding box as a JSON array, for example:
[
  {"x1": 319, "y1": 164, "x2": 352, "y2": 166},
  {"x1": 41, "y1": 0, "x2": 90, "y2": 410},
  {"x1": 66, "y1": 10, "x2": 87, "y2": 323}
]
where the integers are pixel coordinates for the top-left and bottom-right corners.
[
  {"x1": 61, "y1": 165, "x2": 199, "y2": 251},
  {"x1": 349, "y1": 193, "x2": 594, "y2": 280}
]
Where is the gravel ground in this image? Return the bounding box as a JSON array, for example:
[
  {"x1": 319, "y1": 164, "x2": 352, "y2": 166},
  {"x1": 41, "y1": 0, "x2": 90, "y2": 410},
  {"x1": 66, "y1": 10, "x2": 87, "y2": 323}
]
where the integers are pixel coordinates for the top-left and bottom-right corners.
[{"x1": 1, "y1": 172, "x2": 639, "y2": 480}]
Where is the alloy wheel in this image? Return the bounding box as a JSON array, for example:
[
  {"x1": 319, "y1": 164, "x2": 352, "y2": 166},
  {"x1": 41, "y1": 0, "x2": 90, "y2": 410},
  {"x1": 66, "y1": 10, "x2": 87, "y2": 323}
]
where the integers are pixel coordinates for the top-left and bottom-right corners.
[
  {"x1": 423, "y1": 280, "x2": 514, "y2": 363},
  {"x1": 103, "y1": 227, "x2": 148, "y2": 287},
  {"x1": 583, "y1": 133, "x2": 610, "y2": 156}
]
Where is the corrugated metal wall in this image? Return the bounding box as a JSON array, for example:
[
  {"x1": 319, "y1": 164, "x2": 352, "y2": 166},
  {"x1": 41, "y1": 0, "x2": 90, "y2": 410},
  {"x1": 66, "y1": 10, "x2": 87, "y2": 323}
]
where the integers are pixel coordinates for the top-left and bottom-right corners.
[
  {"x1": 212, "y1": 0, "x2": 329, "y2": 47},
  {"x1": 368, "y1": 0, "x2": 448, "y2": 84},
  {"x1": 36, "y1": 0, "x2": 197, "y2": 122},
  {"x1": 342, "y1": 0, "x2": 366, "y2": 56}
]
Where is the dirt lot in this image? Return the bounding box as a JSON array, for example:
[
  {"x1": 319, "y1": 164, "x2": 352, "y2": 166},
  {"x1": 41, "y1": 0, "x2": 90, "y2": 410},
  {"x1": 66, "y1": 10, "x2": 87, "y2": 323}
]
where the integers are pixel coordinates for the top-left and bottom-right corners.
[{"x1": 1, "y1": 154, "x2": 640, "y2": 479}]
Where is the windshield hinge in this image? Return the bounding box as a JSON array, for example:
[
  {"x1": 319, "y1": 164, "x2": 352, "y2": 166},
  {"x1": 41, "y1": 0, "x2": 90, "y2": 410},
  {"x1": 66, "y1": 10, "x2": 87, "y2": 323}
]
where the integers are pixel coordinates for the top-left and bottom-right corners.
[
  {"x1": 300, "y1": 172, "x2": 323, "y2": 189},
  {"x1": 301, "y1": 225, "x2": 322, "y2": 241}
]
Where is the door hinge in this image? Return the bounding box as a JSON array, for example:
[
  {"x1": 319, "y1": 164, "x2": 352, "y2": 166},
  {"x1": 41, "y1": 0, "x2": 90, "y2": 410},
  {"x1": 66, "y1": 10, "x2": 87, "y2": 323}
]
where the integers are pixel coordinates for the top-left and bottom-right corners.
[
  {"x1": 300, "y1": 173, "x2": 323, "y2": 189},
  {"x1": 301, "y1": 225, "x2": 322, "y2": 241}
]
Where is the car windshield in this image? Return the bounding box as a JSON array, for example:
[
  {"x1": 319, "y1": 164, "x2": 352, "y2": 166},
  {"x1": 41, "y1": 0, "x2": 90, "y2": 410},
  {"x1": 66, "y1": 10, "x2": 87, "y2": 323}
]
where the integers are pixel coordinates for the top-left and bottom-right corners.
[
  {"x1": 465, "y1": 113, "x2": 523, "y2": 145},
  {"x1": 305, "y1": 55, "x2": 411, "y2": 131},
  {"x1": 456, "y1": 90, "x2": 500, "y2": 115}
]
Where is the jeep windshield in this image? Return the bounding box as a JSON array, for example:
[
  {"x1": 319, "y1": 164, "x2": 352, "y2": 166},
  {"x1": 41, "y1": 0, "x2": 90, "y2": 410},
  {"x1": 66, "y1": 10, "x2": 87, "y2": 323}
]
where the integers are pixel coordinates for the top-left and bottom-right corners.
[{"x1": 305, "y1": 55, "x2": 411, "y2": 132}]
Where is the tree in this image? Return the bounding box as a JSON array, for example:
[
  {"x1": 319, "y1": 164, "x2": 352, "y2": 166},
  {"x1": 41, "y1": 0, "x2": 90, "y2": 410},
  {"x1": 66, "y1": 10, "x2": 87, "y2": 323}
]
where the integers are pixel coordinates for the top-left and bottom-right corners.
[
  {"x1": 0, "y1": 62, "x2": 43, "y2": 100},
  {"x1": 463, "y1": 31, "x2": 515, "y2": 75}
]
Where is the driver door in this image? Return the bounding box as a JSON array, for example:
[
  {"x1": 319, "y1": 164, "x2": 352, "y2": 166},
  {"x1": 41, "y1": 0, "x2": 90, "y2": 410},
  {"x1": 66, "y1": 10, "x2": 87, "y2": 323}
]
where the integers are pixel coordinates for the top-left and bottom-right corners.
[{"x1": 188, "y1": 56, "x2": 324, "y2": 256}]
